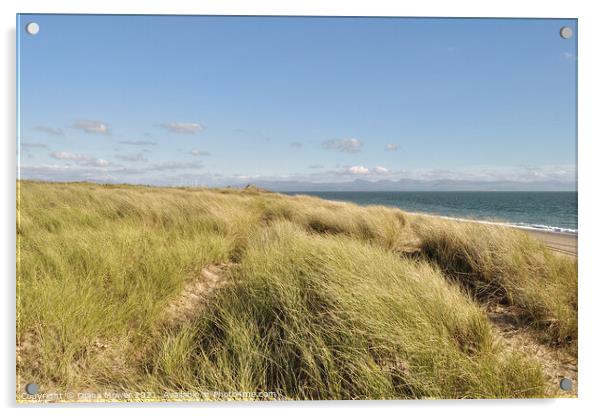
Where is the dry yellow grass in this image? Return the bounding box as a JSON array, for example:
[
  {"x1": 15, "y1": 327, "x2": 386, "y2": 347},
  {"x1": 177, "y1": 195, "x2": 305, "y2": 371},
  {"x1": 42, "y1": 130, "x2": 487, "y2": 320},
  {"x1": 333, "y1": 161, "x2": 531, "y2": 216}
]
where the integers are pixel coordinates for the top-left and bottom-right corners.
[
  {"x1": 413, "y1": 218, "x2": 577, "y2": 352},
  {"x1": 16, "y1": 181, "x2": 577, "y2": 400}
]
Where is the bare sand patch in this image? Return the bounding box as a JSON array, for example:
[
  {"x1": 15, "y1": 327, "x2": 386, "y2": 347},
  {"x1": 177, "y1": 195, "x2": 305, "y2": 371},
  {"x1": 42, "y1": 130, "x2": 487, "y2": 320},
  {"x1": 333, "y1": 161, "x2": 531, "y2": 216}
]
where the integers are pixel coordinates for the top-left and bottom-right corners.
[
  {"x1": 164, "y1": 264, "x2": 230, "y2": 326},
  {"x1": 525, "y1": 229, "x2": 577, "y2": 257}
]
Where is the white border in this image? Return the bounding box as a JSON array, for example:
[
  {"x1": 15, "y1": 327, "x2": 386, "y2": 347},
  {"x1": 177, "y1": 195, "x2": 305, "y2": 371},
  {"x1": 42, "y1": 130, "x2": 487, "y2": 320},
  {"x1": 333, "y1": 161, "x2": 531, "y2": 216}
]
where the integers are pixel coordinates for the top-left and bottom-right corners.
[{"x1": 2, "y1": 1, "x2": 601, "y2": 415}]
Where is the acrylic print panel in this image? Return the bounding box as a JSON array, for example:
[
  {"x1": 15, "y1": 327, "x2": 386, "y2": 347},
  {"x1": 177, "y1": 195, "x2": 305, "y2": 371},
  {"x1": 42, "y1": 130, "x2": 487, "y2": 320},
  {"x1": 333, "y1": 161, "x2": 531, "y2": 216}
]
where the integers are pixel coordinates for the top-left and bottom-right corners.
[{"x1": 16, "y1": 14, "x2": 577, "y2": 402}]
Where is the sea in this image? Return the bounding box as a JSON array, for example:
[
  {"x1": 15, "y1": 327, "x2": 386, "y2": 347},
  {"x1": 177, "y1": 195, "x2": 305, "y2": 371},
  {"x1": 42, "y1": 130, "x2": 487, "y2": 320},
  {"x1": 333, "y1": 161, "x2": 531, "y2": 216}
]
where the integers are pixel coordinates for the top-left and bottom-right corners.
[{"x1": 283, "y1": 191, "x2": 578, "y2": 234}]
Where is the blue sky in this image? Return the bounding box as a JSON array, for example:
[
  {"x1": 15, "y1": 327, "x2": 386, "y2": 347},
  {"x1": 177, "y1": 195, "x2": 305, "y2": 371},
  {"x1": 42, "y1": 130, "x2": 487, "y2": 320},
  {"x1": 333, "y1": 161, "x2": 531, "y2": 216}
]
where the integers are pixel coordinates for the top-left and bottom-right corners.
[{"x1": 17, "y1": 15, "x2": 577, "y2": 189}]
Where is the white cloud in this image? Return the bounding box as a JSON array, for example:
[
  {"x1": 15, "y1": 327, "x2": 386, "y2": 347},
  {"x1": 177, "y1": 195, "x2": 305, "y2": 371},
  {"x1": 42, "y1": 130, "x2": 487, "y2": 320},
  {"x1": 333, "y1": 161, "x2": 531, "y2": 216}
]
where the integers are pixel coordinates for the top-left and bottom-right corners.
[
  {"x1": 159, "y1": 122, "x2": 203, "y2": 134},
  {"x1": 373, "y1": 166, "x2": 389, "y2": 174},
  {"x1": 19, "y1": 164, "x2": 125, "y2": 183},
  {"x1": 50, "y1": 151, "x2": 91, "y2": 161},
  {"x1": 563, "y1": 52, "x2": 575, "y2": 59},
  {"x1": 88, "y1": 159, "x2": 110, "y2": 167},
  {"x1": 115, "y1": 153, "x2": 148, "y2": 162},
  {"x1": 385, "y1": 143, "x2": 399, "y2": 151},
  {"x1": 72, "y1": 120, "x2": 109, "y2": 135},
  {"x1": 346, "y1": 165, "x2": 369, "y2": 174},
  {"x1": 35, "y1": 126, "x2": 64, "y2": 136},
  {"x1": 151, "y1": 161, "x2": 204, "y2": 171},
  {"x1": 322, "y1": 138, "x2": 362, "y2": 153},
  {"x1": 50, "y1": 151, "x2": 111, "y2": 167},
  {"x1": 119, "y1": 140, "x2": 157, "y2": 146},
  {"x1": 190, "y1": 149, "x2": 210, "y2": 156}
]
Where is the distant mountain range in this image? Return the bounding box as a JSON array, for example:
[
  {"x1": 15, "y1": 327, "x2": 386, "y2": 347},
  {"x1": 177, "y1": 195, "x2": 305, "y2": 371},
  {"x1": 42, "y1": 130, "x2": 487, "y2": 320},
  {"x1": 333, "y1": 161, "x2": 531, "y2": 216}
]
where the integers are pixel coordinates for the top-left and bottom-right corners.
[{"x1": 243, "y1": 179, "x2": 576, "y2": 192}]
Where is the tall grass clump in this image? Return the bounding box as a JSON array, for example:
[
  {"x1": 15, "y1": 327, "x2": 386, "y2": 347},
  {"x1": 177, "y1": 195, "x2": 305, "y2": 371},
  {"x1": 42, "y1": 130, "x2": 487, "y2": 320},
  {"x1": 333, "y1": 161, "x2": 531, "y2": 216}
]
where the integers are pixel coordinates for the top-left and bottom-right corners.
[
  {"x1": 148, "y1": 221, "x2": 545, "y2": 399},
  {"x1": 17, "y1": 181, "x2": 259, "y2": 390},
  {"x1": 255, "y1": 194, "x2": 415, "y2": 251},
  {"x1": 414, "y1": 218, "x2": 577, "y2": 350}
]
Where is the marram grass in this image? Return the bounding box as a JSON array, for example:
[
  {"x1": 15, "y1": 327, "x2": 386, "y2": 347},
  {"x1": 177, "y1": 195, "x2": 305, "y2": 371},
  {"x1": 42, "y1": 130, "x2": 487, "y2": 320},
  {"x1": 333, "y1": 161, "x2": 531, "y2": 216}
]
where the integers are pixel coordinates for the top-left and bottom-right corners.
[
  {"x1": 17, "y1": 181, "x2": 577, "y2": 400},
  {"x1": 414, "y1": 218, "x2": 577, "y2": 352}
]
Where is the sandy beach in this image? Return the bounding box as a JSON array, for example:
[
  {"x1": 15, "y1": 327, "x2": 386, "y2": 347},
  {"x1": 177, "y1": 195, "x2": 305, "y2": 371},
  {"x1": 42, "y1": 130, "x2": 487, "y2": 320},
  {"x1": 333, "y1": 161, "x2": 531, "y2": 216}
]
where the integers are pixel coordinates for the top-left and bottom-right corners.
[{"x1": 524, "y1": 229, "x2": 577, "y2": 257}]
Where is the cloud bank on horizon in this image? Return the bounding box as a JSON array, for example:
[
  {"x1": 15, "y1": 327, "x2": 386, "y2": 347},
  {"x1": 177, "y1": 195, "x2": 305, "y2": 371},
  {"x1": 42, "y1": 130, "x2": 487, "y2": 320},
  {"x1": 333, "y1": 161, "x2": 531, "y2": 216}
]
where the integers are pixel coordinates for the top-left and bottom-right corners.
[{"x1": 17, "y1": 15, "x2": 577, "y2": 191}]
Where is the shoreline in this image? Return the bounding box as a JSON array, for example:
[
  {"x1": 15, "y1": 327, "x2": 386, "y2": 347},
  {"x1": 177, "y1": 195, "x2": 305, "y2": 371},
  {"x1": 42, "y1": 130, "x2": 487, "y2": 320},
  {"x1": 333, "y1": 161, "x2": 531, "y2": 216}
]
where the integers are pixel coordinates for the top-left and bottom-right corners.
[
  {"x1": 412, "y1": 211, "x2": 576, "y2": 235},
  {"x1": 407, "y1": 211, "x2": 577, "y2": 257},
  {"x1": 284, "y1": 191, "x2": 577, "y2": 234}
]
